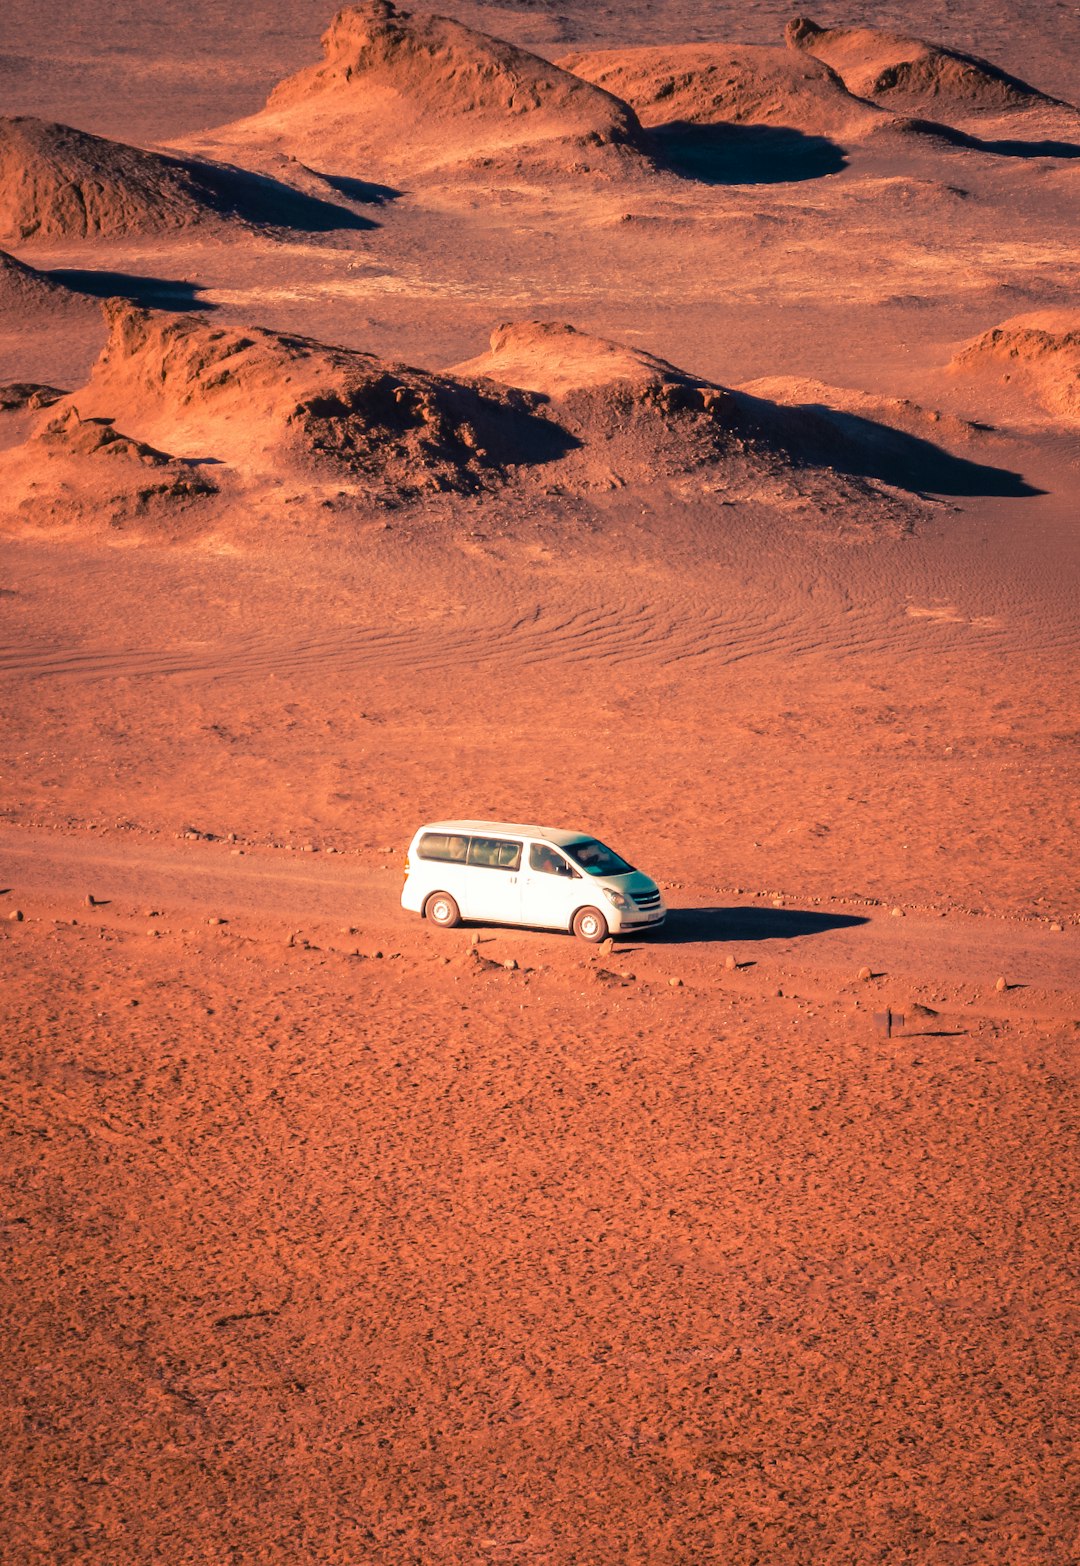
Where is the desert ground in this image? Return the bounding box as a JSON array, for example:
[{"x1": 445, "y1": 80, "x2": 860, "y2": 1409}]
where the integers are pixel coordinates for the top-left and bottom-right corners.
[{"x1": 1, "y1": 2, "x2": 1078, "y2": 1561}]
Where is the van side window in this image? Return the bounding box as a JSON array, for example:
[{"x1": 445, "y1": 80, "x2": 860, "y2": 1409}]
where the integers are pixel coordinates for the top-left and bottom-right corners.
[
  {"x1": 417, "y1": 832, "x2": 469, "y2": 863},
  {"x1": 530, "y1": 843, "x2": 573, "y2": 877},
  {"x1": 468, "y1": 836, "x2": 522, "y2": 871}
]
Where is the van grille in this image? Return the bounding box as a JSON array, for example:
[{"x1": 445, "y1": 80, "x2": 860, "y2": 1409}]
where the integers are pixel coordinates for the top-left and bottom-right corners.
[{"x1": 631, "y1": 889, "x2": 661, "y2": 910}]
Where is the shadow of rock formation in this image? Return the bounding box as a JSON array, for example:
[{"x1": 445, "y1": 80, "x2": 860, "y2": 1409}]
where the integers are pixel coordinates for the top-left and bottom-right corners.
[
  {"x1": 46, "y1": 270, "x2": 211, "y2": 312},
  {"x1": 651, "y1": 120, "x2": 848, "y2": 183},
  {"x1": 310, "y1": 170, "x2": 403, "y2": 205},
  {"x1": 735, "y1": 392, "x2": 1043, "y2": 497},
  {"x1": 906, "y1": 118, "x2": 1080, "y2": 160},
  {"x1": 179, "y1": 157, "x2": 380, "y2": 231}
]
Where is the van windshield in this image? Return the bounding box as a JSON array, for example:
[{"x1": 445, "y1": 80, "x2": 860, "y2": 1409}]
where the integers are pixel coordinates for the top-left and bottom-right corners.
[{"x1": 563, "y1": 838, "x2": 634, "y2": 877}]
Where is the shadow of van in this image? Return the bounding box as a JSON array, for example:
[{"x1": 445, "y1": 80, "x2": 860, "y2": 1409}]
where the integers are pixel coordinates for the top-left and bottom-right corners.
[{"x1": 651, "y1": 906, "x2": 870, "y2": 944}]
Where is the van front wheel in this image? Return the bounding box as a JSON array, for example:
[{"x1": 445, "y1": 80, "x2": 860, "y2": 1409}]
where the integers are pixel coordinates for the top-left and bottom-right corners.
[
  {"x1": 572, "y1": 906, "x2": 609, "y2": 943},
  {"x1": 425, "y1": 891, "x2": 461, "y2": 928}
]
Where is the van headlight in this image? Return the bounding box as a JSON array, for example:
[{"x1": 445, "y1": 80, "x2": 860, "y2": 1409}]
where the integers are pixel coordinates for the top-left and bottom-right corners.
[{"x1": 603, "y1": 889, "x2": 630, "y2": 910}]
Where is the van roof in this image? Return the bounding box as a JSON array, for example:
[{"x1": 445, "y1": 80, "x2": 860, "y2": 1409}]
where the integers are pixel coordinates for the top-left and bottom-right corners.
[{"x1": 415, "y1": 820, "x2": 590, "y2": 848}]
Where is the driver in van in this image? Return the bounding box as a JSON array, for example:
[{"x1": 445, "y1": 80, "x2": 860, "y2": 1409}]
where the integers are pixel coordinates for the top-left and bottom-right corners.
[{"x1": 532, "y1": 845, "x2": 564, "y2": 876}]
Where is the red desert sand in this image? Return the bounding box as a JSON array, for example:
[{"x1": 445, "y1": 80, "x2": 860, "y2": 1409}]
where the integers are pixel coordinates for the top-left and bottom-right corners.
[{"x1": 1, "y1": 2, "x2": 1077, "y2": 1563}]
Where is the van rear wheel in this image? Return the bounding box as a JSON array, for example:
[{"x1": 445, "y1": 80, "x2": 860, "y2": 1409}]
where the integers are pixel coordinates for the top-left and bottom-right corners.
[
  {"x1": 572, "y1": 906, "x2": 608, "y2": 943},
  {"x1": 425, "y1": 891, "x2": 461, "y2": 928}
]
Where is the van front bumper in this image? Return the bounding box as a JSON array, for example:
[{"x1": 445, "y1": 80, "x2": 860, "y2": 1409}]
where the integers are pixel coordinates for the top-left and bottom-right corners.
[{"x1": 611, "y1": 907, "x2": 667, "y2": 933}]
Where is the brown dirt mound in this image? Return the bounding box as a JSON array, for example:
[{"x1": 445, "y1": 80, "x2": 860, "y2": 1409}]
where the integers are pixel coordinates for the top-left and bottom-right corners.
[
  {"x1": 453, "y1": 320, "x2": 742, "y2": 481},
  {"x1": 0, "y1": 116, "x2": 367, "y2": 243},
  {"x1": 0, "y1": 382, "x2": 66, "y2": 413},
  {"x1": 0, "y1": 245, "x2": 72, "y2": 307},
  {"x1": 0, "y1": 116, "x2": 215, "y2": 241},
  {"x1": 47, "y1": 301, "x2": 573, "y2": 498},
  {"x1": 0, "y1": 403, "x2": 217, "y2": 531},
  {"x1": 949, "y1": 311, "x2": 1080, "y2": 426},
  {"x1": 556, "y1": 43, "x2": 885, "y2": 139},
  {"x1": 198, "y1": 2, "x2": 647, "y2": 180},
  {"x1": 784, "y1": 17, "x2": 1069, "y2": 115},
  {"x1": 452, "y1": 321, "x2": 1035, "y2": 500},
  {"x1": 453, "y1": 320, "x2": 733, "y2": 406}
]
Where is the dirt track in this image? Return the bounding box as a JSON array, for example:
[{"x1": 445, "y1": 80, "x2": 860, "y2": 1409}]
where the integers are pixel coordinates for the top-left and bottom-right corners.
[{"x1": 3, "y1": 824, "x2": 1076, "y2": 1015}]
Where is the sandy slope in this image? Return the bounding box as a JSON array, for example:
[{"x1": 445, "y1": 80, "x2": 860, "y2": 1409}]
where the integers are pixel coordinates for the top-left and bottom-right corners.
[{"x1": 1, "y1": 2, "x2": 1078, "y2": 1562}]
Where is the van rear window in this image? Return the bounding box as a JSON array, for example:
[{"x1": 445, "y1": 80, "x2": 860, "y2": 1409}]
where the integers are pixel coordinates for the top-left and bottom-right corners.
[
  {"x1": 417, "y1": 832, "x2": 469, "y2": 863},
  {"x1": 417, "y1": 832, "x2": 521, "y2": 870}
]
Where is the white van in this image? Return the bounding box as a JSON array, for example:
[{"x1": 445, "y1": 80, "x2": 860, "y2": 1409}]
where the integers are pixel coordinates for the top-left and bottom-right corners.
[{"x1": 401, "y1": 820, "x2": 666, "y2": 942}]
